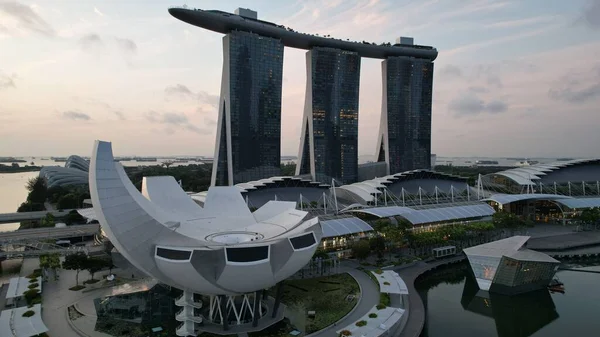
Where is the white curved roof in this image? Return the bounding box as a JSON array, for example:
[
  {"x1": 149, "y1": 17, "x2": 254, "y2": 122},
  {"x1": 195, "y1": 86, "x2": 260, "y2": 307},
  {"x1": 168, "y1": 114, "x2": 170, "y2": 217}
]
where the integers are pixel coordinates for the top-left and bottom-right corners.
[
  {"x1": 336, "y1": 169, "x2": 468, "y2": 204},
  {"x1": 482, "y1": 193, "x2": 572, "y2": 205},
  {"x1": 39, "y1": 166, "x2": 89, "y2": 188},
  {"x1": 90, "y1": 140, "x2": 322, "y2": 295},
  {"x1": 489, "y1": 158, "x2": 600, "y2": 186}
]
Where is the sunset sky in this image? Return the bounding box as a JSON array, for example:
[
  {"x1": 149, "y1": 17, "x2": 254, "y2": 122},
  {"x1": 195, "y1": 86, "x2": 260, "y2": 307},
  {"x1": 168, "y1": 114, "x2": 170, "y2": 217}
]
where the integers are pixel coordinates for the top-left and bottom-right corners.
[{"x1": 1, "y1": 0, "x2": 599, "y2": 157}]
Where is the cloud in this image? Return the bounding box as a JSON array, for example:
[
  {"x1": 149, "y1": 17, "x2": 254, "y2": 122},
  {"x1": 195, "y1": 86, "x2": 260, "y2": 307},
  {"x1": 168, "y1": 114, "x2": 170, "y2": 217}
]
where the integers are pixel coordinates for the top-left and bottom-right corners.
[
  {"x1": 165, "y1": 84, "x2": 219, "y2": 108},
  {"x1": 0, "y1": 71, "x2": 16, "y2": 89},
  {"x1": 0, "y1": 1, "x2": 55, "y2": 37},
  {"x1": 115, "y1": 37, "x2": 137, "y2": 54},
  {"x1": 78, "y1": 33, "x2": 103, "y2": 51},
  {"x1": 548, "y1": 66, "x2": 600, "y2": 104},
  {"x1": 204, "y1": 117, "x2": 217, "y2": 126},
  {"x1": 579, "y1": 0, "x2": 600, "y2": 29},
  {"x1": 94, "y1": 7, "x2": 104, "y2": 17},
  {"x1": 71, "y1": 96, "x2": 111, "y2": 109},
  {"x1": 62, "y1": 111, "x2": 91, "y2": 121},
  {"x1": 448, "y1": 93, "x2": 508, "y2": 116},
  {"x1": 439, "y1": 64, "x2": 462, "y2": 77},
  {"x1": 144, "y1": 111, "x2": 209, "y2": 134},
  {"x1": 114, "y1": 111, "x2": 126, "y2": 120},
  {"x1": 485, "y1": 16, "x2": 556, "y2": 29}
]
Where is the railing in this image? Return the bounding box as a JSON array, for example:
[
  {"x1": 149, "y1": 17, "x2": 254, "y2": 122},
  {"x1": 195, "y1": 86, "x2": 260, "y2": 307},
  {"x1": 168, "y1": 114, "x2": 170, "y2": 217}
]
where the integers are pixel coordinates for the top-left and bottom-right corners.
[{"x1": 175, "y1": 294, "x2": 203, "y2": 308}]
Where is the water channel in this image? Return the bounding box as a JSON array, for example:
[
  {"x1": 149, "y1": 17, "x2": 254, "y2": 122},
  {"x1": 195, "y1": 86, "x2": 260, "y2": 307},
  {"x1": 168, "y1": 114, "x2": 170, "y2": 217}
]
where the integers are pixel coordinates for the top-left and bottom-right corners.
[{"x1": 416, "y1": 262, "x2": 600, "y2": 337}]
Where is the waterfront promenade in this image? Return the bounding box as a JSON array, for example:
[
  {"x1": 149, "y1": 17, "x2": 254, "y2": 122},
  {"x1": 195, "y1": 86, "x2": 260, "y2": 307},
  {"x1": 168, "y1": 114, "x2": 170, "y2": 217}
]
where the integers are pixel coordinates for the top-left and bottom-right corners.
[{"x1": 394, "y1": 256, "x2": 466, "y2": 337}]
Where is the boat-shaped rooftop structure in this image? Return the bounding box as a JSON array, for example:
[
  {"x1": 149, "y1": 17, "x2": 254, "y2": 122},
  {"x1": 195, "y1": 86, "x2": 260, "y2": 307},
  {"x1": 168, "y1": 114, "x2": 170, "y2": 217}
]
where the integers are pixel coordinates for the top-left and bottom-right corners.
[{"x1": 168, "y1": 7, "x2": 438, "y2": 60}]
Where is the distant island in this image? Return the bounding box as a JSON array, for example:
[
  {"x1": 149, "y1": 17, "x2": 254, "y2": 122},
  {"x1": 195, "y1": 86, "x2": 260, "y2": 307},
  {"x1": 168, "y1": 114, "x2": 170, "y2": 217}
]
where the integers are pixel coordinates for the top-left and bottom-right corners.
[
  {"x1": 0, "y1": 164, "x2": 41, "y2": 173},
  {"x1": 0, "y1": 157, "x2": 27, "y2": 163}
]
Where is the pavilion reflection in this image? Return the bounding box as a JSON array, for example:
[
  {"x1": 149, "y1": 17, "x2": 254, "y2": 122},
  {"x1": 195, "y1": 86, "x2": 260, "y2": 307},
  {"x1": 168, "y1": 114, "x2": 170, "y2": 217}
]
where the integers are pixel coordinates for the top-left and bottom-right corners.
[{"x1": 460, "y1": 275, "x2": 559, "y2": 337}]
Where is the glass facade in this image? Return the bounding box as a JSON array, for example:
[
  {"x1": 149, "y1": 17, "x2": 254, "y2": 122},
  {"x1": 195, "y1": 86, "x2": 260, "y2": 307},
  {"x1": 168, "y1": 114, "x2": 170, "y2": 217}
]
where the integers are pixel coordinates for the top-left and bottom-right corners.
[
  {"x1": 215, "y1": 30, "x2": 284, "y2": 185},
  {"x1": 384, "y1": 56, "x2": 434, "y2": 174},
  {"x1": 308, "y1": 47, "x2": 360, "y2": 184},
  {"x1": 94, "y1": 283, "x2": 181, "y2": 336},
  {"x1": 494, "y1": 257, "x2": 558, "y2": 288}
]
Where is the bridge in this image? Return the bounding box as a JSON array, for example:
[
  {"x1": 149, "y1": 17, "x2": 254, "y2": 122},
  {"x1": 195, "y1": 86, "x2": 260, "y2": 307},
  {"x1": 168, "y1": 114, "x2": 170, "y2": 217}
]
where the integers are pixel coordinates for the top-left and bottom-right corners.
[
  {"x1": 0, "y1": 224, "x2": 100, "y2": 243},
  {"x1": 0, "y1": 209, "x2": 76, "y2": 224},
  {"x1": 0, "y1": 224, "x2": 102, "y2": 259}
]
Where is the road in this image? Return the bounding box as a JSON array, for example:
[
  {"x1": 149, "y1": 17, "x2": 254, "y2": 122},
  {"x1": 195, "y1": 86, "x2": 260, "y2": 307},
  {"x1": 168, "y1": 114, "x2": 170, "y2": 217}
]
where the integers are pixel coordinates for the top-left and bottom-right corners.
[
  {"x1": 0, "y1": 224, "x2": 100, "y2": 242},
  {"x1": 0, "y1": 209, "x2": 76, "y2": 224}
]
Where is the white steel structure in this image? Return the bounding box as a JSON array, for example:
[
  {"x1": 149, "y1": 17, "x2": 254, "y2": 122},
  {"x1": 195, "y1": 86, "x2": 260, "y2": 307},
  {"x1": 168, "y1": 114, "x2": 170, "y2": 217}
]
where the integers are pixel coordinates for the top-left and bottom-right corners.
[{"x1": 90, "y1": 141, "x2": 322, "y2": 335}]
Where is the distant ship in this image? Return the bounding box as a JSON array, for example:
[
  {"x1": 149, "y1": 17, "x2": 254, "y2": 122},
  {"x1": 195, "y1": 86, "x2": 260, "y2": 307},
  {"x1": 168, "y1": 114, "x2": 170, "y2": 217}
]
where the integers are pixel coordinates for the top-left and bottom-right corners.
[
  {"x1": 515, "y1": 159, "x2": 539, "y2": 166},
  {"x1": 135, "y1": 157, "x2": 157, "y2": 162},
  {"x1": 556, "y1": 158, "x2": 573, "y2": 161},
  {"x1": 475, "y1": 160, "x2": 499, "y2": 165},
  {"x1": 51, "y1": 157, "x2": 67, "y2": 162}
]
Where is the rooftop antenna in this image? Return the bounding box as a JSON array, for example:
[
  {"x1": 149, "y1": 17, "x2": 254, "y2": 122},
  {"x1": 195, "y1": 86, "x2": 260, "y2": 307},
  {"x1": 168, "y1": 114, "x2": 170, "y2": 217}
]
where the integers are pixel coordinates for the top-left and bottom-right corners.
[
  {"x1": 568, "y1": 181, "x2": 572, "y2": 196},
  {"x1": 323, "y1": 192, "x2": 327, "y2": 214},
  {"x1": 554, "y1": 181, "x2": 557, "y2": 195},
  {"x1": 434, "y1": 186, "x2": 439, "y2": 204},
  {"x1": 582, "y1": 181, "x2": 586, "y2": 196},
  {"x1": 384, "y1": 189, "x2": 388, "y2": 206},
  {"x1": 401, "y1": 187, "x2": 406, "y2": 207},
  {"x1": 450, "y1": 185, "x2": 455, "y2": 203},
  {"x1": 331, "y1": 178, "x2": 339, "y2": 214},
  {"x1": 418, "y1": 187, "x2": 423, "y2": 205}
]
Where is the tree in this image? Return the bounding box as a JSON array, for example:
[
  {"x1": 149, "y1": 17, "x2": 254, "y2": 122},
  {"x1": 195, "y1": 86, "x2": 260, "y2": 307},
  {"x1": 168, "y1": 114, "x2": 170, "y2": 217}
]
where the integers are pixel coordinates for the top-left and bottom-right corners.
[
  {"x1": 369, "y1": 236, "x2": 386, "y2": 258},
  {"x1": 26, "y1": 177, "x2": 47, "y2": 204},
  {"x1": 64, "y1": 210, "x2": 86, "y2": 225},
  {"x1": 63, "y1": 252, "x2": 88, "y2": 285},
  {"x1": 40, "y1": 213, "x2": 56, "y2": 227},
  {"x1": 84, "y1": 257, "x2": 107, "y2": 281},
  {"x1": 351, "y1": 240, "x2": 370, "y2": 260},
  {"x1": 57, "y1": 193, "x2": 79, "y2": 209},
  {"x1": 579, "y1": 208, "x2": 600, "y2": 224}
]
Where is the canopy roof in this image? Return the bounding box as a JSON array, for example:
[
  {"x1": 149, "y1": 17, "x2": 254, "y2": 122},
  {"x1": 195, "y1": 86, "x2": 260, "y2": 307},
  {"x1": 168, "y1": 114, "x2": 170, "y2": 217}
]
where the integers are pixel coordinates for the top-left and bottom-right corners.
[
  {"x1": 349, "y1": 203, "x2": 495, "y2": 225},
  {"x1": 321, "y1": 217, "x2": 373, "y2": 238},
  {"x1": 0, "y1": 304, "x2": 48, "y2": 337},
  {"x1": 485, "y1": 158, "x2": 600, "y2": 186},
  {"x1": 556, "y1": 197, "x2": 600, "y2": 209},
  {"x1": 482, "y1": 193, "x2": 572, "y2": 205},
  {"x1": 6, "y1": 277, "x2": 41, "y2": 299}
]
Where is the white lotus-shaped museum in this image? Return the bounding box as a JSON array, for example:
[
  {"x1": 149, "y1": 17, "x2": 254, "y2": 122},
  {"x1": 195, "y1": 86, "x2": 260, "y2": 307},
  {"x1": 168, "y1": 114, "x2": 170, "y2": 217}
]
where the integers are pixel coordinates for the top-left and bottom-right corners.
[{"x1": 89, "y1": 140, "x2": 322, "y2": 296}]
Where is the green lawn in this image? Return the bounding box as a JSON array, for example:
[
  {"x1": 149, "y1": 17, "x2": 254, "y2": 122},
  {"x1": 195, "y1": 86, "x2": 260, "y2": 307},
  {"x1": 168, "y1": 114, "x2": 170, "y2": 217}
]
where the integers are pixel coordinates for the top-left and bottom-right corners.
[{"x1": 275, "y1": 273, "x2": 359, "y2": 334}]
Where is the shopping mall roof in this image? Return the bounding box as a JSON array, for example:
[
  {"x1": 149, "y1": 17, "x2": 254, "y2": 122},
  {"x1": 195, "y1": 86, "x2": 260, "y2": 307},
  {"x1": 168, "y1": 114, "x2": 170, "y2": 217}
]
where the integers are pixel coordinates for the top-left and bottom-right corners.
[
  {"x1": 335, "y1": 169, "x2": 468, "y2": 204},
  {"x1": 555, "y1": 197, "x2": 600, "y2": 209},
  {"x1": 482, "y1": 193, "x2": 572, "y2": 205},
  {"x1": 347, "y1": 203, "x2": 495, "y2": 225},
  {"x1": 320, "y1": 217, "x2": 374, "y2": 238},
  {"x1": 484, "y1": 158, "x2": 600, "y2": 186}
]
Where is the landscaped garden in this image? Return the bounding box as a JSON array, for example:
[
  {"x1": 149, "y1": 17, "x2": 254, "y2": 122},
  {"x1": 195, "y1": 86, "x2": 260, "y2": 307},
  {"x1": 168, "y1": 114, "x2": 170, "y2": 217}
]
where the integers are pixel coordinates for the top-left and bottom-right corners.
[{"x1": 274, "y1": 273, "x2": 359, "y2": 334}]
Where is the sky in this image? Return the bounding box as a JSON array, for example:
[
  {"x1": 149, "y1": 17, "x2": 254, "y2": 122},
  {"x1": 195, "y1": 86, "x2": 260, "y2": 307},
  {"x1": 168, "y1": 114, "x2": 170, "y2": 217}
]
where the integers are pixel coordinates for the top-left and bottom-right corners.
[{"x1": 1, "y1": 0, "x2": 599, "y2": 158}]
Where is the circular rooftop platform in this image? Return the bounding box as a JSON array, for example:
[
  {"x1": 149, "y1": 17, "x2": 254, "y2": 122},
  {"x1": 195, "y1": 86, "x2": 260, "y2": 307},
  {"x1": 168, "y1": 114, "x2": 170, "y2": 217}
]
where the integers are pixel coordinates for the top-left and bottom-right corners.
[{"x1": 206, "y1": 231, "x2": 264, "y2": 244}]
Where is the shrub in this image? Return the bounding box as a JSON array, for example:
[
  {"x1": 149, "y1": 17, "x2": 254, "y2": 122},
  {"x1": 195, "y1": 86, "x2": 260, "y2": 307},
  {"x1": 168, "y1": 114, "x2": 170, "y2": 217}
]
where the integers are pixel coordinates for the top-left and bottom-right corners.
[
  {"x1": 355, "y1": 320, "x2": 367, "y2": 327},
  {"x1": 28, "y1": 283, "x2": 39, "y2": 289},
  {"x1": 29, "y1": 278, "x2": 38, "y2": 283},
  {"x1": 69, "y1": 285, "x2": 85, "y2": 291},
  {"x1": 374, "y1": 269, "x2": 383, "y2": 275},
  {"x1": 26, "y1": 270, "x2": 42, "y2": 279},
  {"x1": 22, "y1": 310, "x2": 35, "y2": 317},
  {"x1": 340, "y1": 330, "x2": 352, "y2": 336},
  {"x1": 376, "y1": 304, "x2": 386, "y2": 310},
  {"x1": 369, "y1": 313, "x2": 378, "y2": 318},
  {"x1": 383, "y1": 281, "x2": 390, "y2": 285}
]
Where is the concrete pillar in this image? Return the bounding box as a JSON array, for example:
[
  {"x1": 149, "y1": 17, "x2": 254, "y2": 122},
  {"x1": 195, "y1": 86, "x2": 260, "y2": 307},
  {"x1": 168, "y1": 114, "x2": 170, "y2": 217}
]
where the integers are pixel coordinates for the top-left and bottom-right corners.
[
  {"x1": 252, "y1": 291, "x2": 261, "y2": 327},
  {"x1": 219, "y1": 295, "x2": 228, "y2": 331},
  {"x1": 272, "y1": 282, "x2": 285, "y2": 318}
]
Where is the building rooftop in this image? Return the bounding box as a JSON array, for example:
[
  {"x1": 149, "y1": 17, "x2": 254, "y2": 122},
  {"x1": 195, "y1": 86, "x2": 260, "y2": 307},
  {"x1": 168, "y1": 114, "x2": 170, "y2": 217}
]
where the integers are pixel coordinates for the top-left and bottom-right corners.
[
  {"x1": 464, "y1": 236, "x2": 559, "y2": 263},
  {"x1": 168, "y1": 7, "x2": 438, "y2": 60}
]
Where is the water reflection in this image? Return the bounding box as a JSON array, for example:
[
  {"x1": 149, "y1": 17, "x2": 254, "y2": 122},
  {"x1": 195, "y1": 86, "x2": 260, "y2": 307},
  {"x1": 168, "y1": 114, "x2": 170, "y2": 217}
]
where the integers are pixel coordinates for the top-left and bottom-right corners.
[{"x1": 460, "y1": 275, "x2": 559, "y2": 337}]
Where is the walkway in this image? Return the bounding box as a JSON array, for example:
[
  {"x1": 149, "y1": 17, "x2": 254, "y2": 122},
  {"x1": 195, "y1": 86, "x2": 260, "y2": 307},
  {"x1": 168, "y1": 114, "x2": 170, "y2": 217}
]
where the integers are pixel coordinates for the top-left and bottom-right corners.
[
  {"x1": 527, "y1": 231, "x2": 600, "y2": 250},
  {"x1": 0, "y1": 209, "x2": 76, "y2": 224},
  {"x1": 394, "y1": 256, "x2": 466, "y2": 337},
  {"x1": 308, "y1": 268, "x2": 380, "y2": 337}
]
